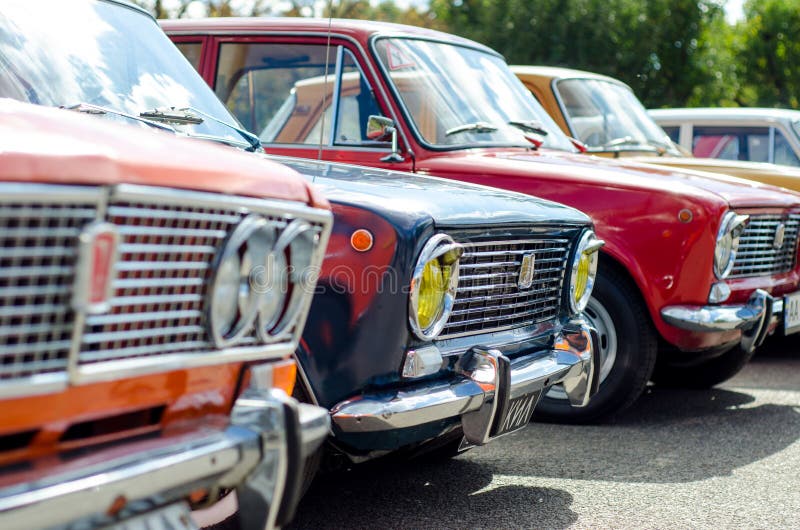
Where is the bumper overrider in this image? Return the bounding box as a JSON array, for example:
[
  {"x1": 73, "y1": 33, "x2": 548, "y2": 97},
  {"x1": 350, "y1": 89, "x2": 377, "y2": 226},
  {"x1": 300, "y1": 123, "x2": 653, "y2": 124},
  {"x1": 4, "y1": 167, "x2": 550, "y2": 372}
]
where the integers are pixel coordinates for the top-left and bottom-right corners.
[
  {"x1": 661, "y1": 289, "x2": 776, "y2": 352},
  {"x1": 0, "y1": 388, "x2": 329, "y2": 530},
  {"x1": 330, "y1": 321, "x2": 600, "y2": 448}
]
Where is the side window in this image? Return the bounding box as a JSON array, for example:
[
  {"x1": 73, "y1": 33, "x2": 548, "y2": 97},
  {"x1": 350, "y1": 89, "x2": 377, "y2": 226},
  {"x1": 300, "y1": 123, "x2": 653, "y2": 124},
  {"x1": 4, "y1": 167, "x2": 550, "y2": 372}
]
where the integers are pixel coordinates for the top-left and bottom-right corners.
[
  {"x1": 692, "y1": 126, "x2": 769, "y2": 162},
  {"x1": 774, "y1": 130, "x2": 800, "y2": 166},
  {"x1": 214, "y1": 42, "x2": 385, "y2": 146},
  {"x1": 661, "y1": 126, "x2": 680, "y2": 144},
  {"x1": 175, "y1": 42, "x2": 203, "y2": 72}
]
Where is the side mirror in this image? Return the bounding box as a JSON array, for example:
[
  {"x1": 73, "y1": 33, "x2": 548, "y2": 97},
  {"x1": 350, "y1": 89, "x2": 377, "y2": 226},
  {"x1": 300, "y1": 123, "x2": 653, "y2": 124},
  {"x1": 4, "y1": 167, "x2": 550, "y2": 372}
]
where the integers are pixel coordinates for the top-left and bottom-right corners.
[
  {"x1": 367, "y1": 115, "x2": 404, "y2": 163},
  {"x1": 568, "y1": 136, "x2": 588, "y2": 153}
]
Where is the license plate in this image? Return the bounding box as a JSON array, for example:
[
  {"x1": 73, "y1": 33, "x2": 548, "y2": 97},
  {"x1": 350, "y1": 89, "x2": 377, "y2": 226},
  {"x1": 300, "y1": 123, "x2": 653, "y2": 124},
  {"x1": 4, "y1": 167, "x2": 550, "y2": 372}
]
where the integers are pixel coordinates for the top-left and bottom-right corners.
[
  {"x1": 494, "y1": 390, "x2": 541, "y2": 437},
  {"x1": 114, "y1": 502, "x2": 198, "y2": 530},
  {"x1": 784, "y1": 291, "x2": 800, "y2": 335}
]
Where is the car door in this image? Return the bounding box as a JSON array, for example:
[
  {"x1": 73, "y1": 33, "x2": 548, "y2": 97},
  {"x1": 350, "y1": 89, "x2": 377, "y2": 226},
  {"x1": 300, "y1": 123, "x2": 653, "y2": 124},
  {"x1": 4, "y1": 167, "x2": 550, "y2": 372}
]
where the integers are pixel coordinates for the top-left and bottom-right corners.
[{"x1": 188, "y1": 35, "x2": 415, "y2": 172}]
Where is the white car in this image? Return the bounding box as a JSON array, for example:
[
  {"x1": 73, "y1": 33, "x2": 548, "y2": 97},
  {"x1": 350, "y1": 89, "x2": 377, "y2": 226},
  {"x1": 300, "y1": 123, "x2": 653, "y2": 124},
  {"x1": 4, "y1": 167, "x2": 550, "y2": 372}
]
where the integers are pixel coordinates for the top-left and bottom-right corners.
[{"x1": 650, "y1": 107, "x2": 800, "y2": 167}]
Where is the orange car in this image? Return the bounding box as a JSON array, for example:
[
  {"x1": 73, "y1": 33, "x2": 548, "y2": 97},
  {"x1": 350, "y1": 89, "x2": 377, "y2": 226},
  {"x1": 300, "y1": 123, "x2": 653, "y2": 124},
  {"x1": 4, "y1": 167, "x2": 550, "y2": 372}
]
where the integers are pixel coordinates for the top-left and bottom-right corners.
[
  {"x1": 513, "y1": 65, "x2": 800, "y2": 192},
  {"x1": 0, "y1": 99, "x2": 332, "y2": 529}
]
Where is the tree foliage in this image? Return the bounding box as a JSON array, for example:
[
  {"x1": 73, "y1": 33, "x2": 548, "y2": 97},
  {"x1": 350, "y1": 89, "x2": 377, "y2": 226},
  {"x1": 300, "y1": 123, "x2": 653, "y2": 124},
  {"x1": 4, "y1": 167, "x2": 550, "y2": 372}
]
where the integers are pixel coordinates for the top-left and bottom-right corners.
[{"x1": 140, "y1": 0, "x2": 800, "y2": 110}]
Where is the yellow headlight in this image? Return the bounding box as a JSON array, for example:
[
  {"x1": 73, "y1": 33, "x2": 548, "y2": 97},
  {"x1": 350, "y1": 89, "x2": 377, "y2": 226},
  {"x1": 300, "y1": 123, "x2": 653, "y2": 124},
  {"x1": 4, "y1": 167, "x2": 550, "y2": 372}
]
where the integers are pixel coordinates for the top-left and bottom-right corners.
[
  {"x1": 417, "y1": 258, "x2": 449, "y2": 329},
  {"x1": 573, "y1": 252, "x2": 591, "y2": 305},
  {"x1": 569, "y1": 230, "x2": 602, "y2": 314}
]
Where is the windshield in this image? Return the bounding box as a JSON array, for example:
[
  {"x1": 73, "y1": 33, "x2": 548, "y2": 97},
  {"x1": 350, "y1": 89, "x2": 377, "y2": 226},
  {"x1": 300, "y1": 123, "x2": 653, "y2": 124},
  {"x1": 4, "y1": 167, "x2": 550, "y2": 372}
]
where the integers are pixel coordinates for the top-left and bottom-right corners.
[
  {"x1": 372, "y1": 38, "x2": 574, "y2": 151},
  {"x1": 793, "y1": 120, "x2": 800, "y2": 142},
  {"x1": 555, "y1": 78, "x2": 680, "y2": 155},
  {"x1": 0, "y1": 0, "x2": 243, "y2": 145}
]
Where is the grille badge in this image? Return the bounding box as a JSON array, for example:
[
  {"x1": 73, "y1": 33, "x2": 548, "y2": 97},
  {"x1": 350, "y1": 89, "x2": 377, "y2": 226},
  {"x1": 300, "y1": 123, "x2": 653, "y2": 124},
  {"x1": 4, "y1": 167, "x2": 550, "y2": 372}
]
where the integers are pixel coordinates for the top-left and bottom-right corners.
[
  {"x1": 773, "y1": 222, "x2": 786, "y2": 250},
  {"x1": 518, "y1": 253, "x2": 536, "y2": 289}
]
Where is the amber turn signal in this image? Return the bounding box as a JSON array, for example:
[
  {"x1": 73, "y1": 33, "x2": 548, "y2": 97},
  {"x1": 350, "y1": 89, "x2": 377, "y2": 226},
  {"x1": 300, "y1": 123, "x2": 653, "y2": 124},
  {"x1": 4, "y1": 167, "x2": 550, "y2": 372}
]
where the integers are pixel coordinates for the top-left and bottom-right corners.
[{"x1": 350, "y1": 228, "x2": 374, "y2": 252}]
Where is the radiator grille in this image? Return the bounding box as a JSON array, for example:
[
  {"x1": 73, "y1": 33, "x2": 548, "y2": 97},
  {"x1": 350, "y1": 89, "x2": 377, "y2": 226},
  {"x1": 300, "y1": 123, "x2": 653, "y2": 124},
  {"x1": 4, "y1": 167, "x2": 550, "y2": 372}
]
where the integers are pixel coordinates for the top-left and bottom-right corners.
[
  {"x1": 79, "y1": 202, "x2": 288, "y2": 364},
  {"x1": 0, "y1": 201, "x2": 97, "y2": 380},
  {"x1": 730, "y1": 214, "x2": 800, "y2": 278},
  {"x1": 440, "y1": 237, "x2": 570, "y2": 339}
]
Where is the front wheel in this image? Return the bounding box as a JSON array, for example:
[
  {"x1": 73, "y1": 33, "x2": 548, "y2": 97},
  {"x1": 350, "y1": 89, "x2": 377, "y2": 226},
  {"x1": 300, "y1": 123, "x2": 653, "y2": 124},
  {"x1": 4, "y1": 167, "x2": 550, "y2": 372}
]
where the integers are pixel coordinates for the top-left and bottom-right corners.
[{"x1": 534, "y1": 268, "x2": 658, "y2": 423}]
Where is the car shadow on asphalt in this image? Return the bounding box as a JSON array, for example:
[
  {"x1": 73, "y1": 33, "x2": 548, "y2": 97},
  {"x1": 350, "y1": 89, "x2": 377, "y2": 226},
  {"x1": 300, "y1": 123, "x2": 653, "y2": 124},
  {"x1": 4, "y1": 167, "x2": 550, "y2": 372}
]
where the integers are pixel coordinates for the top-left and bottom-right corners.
[
  {"x1": 289, "y1": 458, "x2": 578, "y2": 529},
  {"x1": 469, "y1": 384, "x2": 800, "y2": 484}
]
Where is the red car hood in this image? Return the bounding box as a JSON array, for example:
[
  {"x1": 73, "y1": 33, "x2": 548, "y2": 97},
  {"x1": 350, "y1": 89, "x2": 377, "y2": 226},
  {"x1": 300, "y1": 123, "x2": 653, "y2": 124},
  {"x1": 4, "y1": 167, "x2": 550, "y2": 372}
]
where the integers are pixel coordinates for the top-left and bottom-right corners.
[
  {"x1": 0, "y1": 99, "x2": 328, "y2": 209},
  {"x1": 421, "y1": 148, "x2": 800, "y2": 210}
]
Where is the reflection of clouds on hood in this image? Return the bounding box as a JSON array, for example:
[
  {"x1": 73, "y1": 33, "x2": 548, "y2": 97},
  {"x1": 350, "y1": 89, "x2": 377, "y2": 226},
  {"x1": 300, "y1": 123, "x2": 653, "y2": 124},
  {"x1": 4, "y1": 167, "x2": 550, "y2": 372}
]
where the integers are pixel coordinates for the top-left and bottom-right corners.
[{"x1": 0, "y1": 1, "x2": 117, "y2": 107}]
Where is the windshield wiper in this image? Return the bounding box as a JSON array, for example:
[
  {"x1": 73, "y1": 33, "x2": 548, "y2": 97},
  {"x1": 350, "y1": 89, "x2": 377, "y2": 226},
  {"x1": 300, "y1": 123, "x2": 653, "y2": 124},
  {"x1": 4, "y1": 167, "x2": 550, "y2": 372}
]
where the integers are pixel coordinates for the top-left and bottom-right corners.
[
  {"x1": 141, "y1": 106, "x2": 262, "y2": 152},
  {"x1": 445, "y1": 121, "x2": 498, "y2": 136},
  {"x1": 64, "y1": 102, "x2": 177, "y2": 133},
  {"x1": 508, "y1": 120, "x2": 549, "y2": 136}
]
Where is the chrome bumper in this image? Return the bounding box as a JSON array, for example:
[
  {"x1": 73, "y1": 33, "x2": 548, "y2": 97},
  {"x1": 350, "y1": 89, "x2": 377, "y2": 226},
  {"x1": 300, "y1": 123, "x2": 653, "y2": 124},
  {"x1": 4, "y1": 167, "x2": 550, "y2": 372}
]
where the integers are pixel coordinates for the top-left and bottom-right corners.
[
  {"x1": 661, "y1": 289, "x2": 775, "y2": 352},
  {"x1": 330, "y1": 322, "x2": 599, "y2": 446},
  {"x1": 0, "y1": 388, "x2": 330, "y2": 530}
]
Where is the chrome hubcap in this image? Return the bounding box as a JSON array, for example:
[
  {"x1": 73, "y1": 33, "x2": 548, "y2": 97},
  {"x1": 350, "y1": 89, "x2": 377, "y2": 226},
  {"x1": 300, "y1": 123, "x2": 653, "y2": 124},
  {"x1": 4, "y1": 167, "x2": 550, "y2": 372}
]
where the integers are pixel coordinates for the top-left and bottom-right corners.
[{"x1": 546, "y1": 296, "x2": 618, "y2": 400}]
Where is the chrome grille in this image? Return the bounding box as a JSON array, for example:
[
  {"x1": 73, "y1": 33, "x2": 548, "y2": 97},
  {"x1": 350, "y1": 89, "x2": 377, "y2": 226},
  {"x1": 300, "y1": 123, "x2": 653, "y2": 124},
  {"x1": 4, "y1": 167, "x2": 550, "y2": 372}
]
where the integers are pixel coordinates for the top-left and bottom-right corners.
[
  {"x1": 79, "y1": 202, "x2": 287, "y2": 364},
  {"x1": 0, "y1": 197, "x2": 98, "y2": 381},
  {"x1": 730, "y1": 214, "x2": 800, "y2": 278},
  {"x1": 440, "y1": 237, "x2": 570, "y2": 339}
]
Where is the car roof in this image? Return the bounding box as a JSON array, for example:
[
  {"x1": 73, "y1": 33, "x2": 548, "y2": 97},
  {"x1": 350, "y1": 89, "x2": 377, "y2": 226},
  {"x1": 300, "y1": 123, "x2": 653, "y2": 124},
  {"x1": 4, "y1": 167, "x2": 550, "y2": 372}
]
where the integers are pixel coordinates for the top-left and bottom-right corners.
[
  {"x1": 160, "y1": 17, "x2": 500, "y2": 56},
  {"x1": 510, "y1": 65, "x2": 630, "y2": 88},
  {"x1": 650, "y1": 107, "x2": 800, "y2": 123}
]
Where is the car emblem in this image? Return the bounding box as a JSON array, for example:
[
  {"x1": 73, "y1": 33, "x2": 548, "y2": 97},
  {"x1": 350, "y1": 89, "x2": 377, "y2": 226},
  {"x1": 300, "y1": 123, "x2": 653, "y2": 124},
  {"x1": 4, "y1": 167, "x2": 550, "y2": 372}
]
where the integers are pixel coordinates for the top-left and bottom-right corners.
[
  {"x1": 518, "y1": 253, "x2": 536, "y2": 289},
  {"x1": 773, "y1": 222, "x2": 786, "y2": 250}
]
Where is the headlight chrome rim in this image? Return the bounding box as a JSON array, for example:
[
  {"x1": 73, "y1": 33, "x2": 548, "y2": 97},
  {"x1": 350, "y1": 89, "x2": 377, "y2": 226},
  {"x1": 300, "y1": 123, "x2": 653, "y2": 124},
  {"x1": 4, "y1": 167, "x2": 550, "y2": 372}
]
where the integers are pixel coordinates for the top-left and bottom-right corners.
[
  {"x1": 714, "y1": 211, "x2": 749, "y2": 279},
  {"x1": 408, "y1": 234, "x2": 464, "y2": 340},
  {"x1": 569, "y1": 230, "x2": 603, "y2": 314}
]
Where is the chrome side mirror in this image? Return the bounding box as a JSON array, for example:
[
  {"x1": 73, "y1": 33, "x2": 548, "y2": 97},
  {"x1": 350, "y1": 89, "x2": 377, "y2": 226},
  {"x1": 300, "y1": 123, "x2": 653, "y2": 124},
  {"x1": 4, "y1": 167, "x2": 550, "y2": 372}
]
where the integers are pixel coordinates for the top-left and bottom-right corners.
[{"x1": 367, "y1": 115, "x2": 404, "y2": 163}]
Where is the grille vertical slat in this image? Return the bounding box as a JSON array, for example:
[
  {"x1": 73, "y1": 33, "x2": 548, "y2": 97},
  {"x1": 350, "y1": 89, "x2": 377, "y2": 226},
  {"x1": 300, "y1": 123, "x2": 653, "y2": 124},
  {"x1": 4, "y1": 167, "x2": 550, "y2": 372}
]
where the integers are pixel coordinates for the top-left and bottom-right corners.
[
  {"x1": 730, "y1": 214, "x2": 800, "y2": 278},
  {"x1": 439, "y1": 237, "x2": 570, "y2": 339}
]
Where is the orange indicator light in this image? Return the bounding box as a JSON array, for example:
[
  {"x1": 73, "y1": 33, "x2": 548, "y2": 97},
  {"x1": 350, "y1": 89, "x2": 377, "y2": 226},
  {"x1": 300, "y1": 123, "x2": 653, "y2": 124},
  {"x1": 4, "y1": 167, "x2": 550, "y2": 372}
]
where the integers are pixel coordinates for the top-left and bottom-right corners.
[
  {"x1": 678, "y1": 209, "x2": 693, "y2": 223},
  {"x1": 351, "y1": 229, "x2": 374, "y2": 252}
]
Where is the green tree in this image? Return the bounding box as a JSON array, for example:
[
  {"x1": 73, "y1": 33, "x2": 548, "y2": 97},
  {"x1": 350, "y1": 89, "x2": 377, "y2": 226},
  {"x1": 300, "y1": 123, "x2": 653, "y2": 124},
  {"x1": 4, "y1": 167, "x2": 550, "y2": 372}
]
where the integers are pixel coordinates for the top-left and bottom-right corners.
[
  {"x1": 430, "y1": 0, "x2": 727, "y2": 108},
  {"x1": 739, "y1": 0, "x2": 800, "y2": 108}
]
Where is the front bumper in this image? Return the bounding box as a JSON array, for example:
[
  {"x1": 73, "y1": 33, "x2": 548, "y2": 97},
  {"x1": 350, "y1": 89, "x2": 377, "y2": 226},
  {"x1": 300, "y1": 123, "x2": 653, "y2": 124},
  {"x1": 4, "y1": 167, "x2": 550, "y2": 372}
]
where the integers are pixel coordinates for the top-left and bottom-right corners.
[
  {"x1": 330, "y1": 322, "x2": 599, "y2": 448},
  {"x1": 661, "y1": 289, "x2": 775, "y2": 352},
  {"x1": 0, "y1": 388, "x2": 329, "y2": 530}
]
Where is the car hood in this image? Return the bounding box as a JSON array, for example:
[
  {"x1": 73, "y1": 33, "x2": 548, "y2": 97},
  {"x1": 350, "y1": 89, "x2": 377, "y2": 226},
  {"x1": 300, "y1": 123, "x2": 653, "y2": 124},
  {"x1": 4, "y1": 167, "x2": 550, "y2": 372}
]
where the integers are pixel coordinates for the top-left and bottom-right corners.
[
  {"x1": 630, "y1": 155, "x2": 800, "y2": 182},
  {"x1": 266, "y1": 155, "x2": 590, "y2": 227},
  {"x1": 420, "y1": 149, "x2": 800, "y2": 209},
  {"x1": 0, "y1": 99, "x2": 326, "y2": 208}
]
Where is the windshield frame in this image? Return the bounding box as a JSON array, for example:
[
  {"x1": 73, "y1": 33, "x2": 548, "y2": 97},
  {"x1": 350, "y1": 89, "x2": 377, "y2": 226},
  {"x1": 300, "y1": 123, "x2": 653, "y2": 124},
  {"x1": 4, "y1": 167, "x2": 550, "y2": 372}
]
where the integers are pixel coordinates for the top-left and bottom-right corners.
[
  {"x1": 551, "y1": 76, "x2": 682, "y2": 156},
  {"x1": 368, "y1": 34, "x2": 576, "y2": 153}
]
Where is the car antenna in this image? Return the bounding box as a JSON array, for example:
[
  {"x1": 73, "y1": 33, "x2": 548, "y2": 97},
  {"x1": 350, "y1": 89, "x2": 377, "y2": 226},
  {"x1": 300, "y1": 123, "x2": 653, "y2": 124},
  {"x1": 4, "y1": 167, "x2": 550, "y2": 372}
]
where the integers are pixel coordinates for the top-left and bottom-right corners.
[{"x1": 317, "y1": 0, "x2": 335, "y2": 163}]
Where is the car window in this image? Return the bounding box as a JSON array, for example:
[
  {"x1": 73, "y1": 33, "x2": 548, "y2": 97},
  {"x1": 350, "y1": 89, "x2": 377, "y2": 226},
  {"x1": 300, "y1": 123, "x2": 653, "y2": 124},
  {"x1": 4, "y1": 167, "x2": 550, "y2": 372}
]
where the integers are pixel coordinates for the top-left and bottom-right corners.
[
  {"x1": 774, "y1": 130, "x2": 800, "y2": 166},
  {"x1": 214, "y1": 42, "x2": 385, "y2": 146},
  {"x1": 692, "y1": 126, "x2": 770, "y2": 162},
  {"x1": 175, "y1": 42, "x2": 202, "y2": 72},
  {"x1": 661, "y1": 126, "x2": 680, "y2": 144}
]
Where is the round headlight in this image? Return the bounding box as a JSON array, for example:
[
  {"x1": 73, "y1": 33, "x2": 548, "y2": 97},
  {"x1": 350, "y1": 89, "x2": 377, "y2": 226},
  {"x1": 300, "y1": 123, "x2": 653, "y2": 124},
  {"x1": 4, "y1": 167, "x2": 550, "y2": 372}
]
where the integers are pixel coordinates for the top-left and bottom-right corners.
[
  {"x1": 210, "y1": 251, "x2": 243, "y2": 337},
  {"x1": 714, "y1": 212, "x2": 749, "y2": 279},
  {"x1": 569, "y1": 230, "x2": 602, "y2": 314},
  {"x1": 258, "y1": 220, "x2": 318, "y2": 341},
  {"x1": 409, "y1": 234, "x2": 464, "y2": 340}
]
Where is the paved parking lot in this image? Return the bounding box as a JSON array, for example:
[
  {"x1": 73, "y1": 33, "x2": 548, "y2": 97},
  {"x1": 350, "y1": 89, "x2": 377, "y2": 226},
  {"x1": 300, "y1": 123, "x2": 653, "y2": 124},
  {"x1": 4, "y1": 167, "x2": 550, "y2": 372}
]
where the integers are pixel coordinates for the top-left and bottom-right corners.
[{"x1": 291, "y1": 340, "x2": 800, "y2": 529}]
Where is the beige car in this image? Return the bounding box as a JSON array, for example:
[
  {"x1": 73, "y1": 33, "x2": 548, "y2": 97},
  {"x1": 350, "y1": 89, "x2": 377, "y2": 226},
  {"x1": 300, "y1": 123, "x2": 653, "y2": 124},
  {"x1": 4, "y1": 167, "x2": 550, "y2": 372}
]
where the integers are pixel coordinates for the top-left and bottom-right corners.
[
  {"x1": 512, "y1": 65, "x2": 800, "y2": 192},
  {"x1": 650, "y1": 107, "x2": 800, "y2": 168}
]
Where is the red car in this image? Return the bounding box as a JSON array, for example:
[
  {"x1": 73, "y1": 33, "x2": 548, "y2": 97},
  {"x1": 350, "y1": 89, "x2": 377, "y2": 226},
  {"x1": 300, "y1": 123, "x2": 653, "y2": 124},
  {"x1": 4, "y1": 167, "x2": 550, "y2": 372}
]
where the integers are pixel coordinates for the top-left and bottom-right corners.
[
  {"x1": 165, "y1": 18, "x2": 800, "y2": 422},
  {"x1": 0, "y1": 98, "x2": 333, "y2": 528}
]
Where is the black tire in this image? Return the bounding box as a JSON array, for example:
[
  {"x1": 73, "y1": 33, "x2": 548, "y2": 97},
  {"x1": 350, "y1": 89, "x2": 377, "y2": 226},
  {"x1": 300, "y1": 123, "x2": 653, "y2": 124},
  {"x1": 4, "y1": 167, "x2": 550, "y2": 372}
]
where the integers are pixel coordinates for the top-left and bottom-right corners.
[
  {"x1": 534, "y1": 266, "x2": 658, "y2": 423},
  {"x1": 652, "y1": 344, "x2": 755, "y2": 388}
]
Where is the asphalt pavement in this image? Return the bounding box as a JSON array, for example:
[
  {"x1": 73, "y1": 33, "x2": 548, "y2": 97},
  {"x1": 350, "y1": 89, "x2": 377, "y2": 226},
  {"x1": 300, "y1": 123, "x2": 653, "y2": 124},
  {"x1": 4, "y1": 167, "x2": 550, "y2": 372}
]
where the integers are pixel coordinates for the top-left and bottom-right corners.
[{"x1": 290, "y1": 339, "x2": 800, "y2": 529}]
